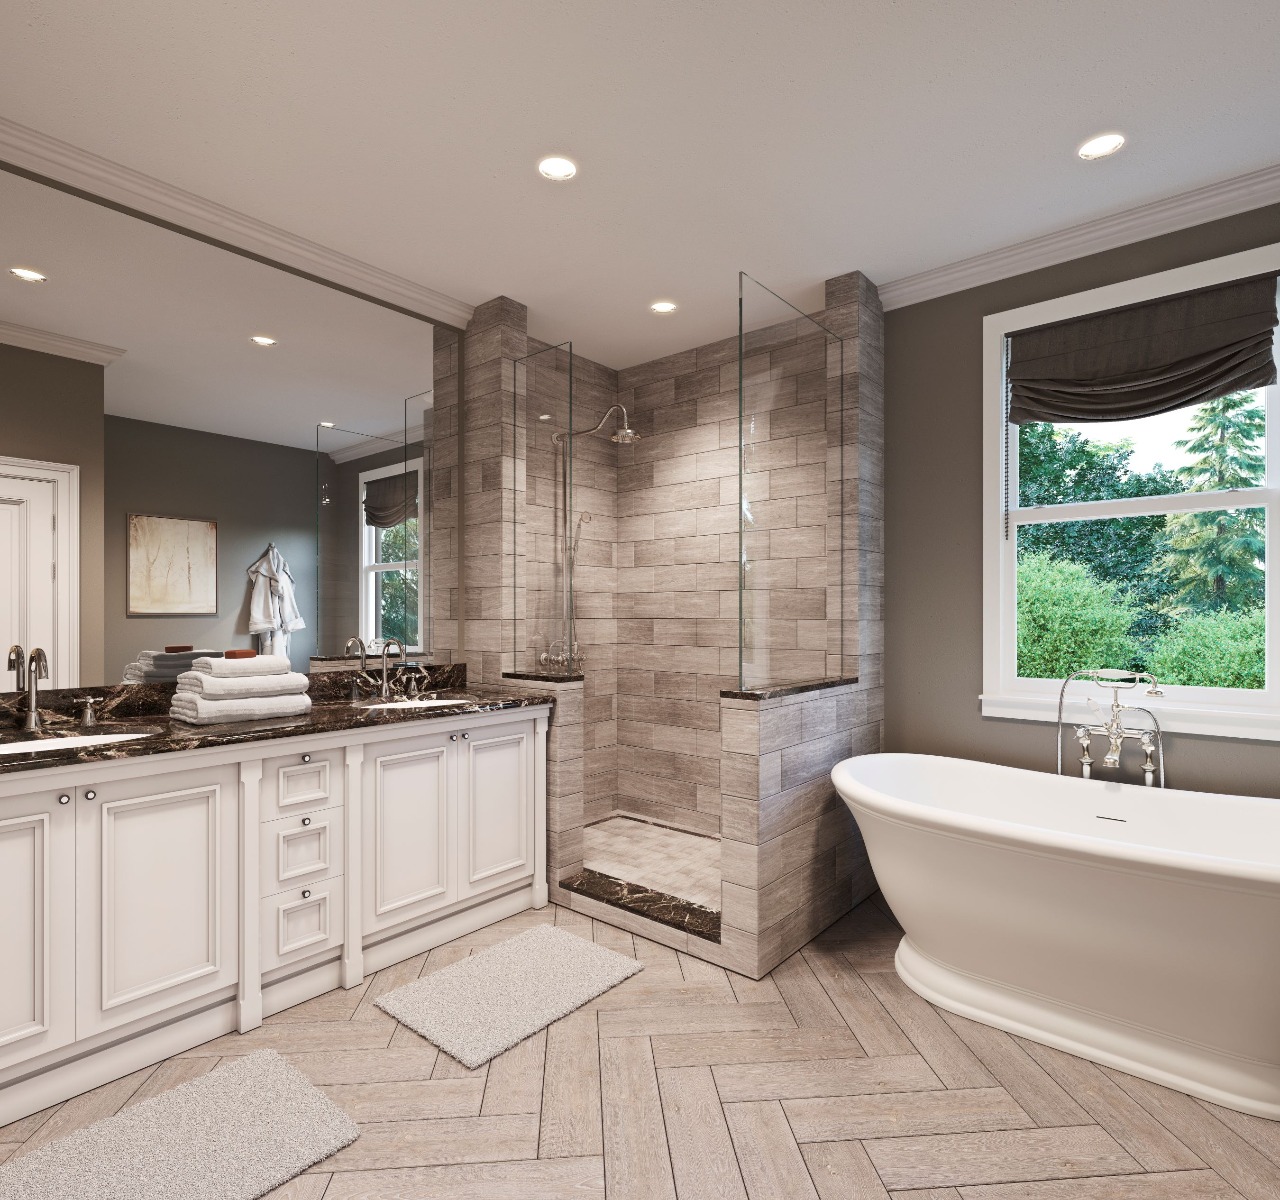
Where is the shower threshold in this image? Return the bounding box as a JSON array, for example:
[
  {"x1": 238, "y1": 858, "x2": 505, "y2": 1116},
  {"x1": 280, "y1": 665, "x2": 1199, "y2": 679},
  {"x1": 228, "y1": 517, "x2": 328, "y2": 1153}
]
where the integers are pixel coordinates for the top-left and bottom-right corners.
[{"x1": 560, "y1": 867, "x2": 721, "y2": 941}]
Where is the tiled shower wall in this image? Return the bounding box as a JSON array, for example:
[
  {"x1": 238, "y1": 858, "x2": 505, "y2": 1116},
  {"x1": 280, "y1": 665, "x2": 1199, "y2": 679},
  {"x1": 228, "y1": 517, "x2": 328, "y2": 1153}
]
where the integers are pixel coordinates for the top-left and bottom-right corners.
[
  {"x1": 607, "y1": 316, "x2": 842, "y2": 834},
  {"x1": 519, "y1": 341, "x2": 621, "y2": 826}
]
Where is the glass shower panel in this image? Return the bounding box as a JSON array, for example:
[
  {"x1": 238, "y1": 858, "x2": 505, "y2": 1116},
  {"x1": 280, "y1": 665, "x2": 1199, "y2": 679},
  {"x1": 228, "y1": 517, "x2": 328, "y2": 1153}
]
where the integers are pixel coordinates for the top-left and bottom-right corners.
[
  {"x1": 738, "y1": 272, "x2": 846, "y2": 691},
  {"x1": 513, "y1": 341, "x2": 575, "y2": 674}
]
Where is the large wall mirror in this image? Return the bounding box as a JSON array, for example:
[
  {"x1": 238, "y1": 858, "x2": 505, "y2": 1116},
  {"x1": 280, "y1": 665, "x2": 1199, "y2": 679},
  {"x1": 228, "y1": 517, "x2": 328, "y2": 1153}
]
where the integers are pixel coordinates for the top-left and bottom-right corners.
[{"x1": 0, "y1": 167, "x2": 442, "y2": 689}]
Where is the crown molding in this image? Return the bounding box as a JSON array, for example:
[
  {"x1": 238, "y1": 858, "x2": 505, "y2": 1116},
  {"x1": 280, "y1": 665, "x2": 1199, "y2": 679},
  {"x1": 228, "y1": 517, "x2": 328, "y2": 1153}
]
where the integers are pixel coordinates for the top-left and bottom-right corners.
[
  {"x1": 326, "y1": 418, "x2": 431, "y2": 463},
  {"x1": 878, "y1": 161, "x2": 1280, "y2": 311},
  {"x1": 0, "y1": 117, "x2": 475, "y2": 330},
  {"x1": 0, "y1": 320, "x2": 124, "y2": 365}
]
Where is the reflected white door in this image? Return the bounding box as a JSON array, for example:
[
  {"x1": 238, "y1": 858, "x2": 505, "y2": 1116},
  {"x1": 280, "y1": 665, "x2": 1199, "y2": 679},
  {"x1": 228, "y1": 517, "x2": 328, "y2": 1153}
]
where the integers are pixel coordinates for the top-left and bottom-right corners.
[{"x1": 0, "y1": 471, "x2": 56, "y2": 687}]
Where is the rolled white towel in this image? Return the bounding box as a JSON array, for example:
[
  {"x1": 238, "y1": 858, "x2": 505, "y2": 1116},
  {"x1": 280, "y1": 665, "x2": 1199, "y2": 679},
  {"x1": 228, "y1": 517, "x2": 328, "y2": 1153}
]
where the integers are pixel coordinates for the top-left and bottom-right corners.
[
  {"x1": 190, "y1": 654, "x2": 292, "y2": 678},
  {"x1": 175, "y1": 671, "x2": 310, "y2": 699},
  {"x1": 169, "y1": 692, "x2": 312, "y2": 725}
]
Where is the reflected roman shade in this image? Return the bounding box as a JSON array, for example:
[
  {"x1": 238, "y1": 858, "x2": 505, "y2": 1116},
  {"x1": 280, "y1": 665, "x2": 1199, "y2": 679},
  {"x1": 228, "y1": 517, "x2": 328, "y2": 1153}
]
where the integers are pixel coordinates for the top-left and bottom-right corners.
[
  {"x1": 1007, "y1": 274, "x2": 1279, "y2": 424},
  {"x1": 362, "y1": 472, "x2": 418, "y2": 528}
]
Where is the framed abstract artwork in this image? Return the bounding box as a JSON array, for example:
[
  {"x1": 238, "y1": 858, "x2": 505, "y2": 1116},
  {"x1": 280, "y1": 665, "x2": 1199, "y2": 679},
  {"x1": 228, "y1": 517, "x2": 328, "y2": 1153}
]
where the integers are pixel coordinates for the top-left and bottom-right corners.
[{"x1": 126, "y1": 514, "x2": 218, "y2": 616}]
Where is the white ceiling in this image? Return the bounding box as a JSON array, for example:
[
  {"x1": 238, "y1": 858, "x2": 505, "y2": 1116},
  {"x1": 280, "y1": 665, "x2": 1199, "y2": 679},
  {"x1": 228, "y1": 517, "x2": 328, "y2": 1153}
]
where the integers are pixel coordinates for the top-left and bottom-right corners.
[
  {"x1": 0, "y1": 170, "x2": 432, "y2": 450},
  {"x1": 1, "y1": 1, "x2": 1278, "y2": 368}
]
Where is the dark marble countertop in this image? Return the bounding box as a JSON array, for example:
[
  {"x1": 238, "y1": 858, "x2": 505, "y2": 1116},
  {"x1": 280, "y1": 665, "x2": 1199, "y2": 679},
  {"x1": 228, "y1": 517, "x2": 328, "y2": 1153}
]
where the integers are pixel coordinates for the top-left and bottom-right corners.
[{"x1": 0, "y1": 677, "x2": 554, "y2": 778}]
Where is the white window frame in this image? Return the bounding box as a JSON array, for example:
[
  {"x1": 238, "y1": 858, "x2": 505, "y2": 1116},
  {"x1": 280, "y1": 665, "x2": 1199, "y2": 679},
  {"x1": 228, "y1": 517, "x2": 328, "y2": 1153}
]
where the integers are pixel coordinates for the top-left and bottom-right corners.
[
  {"x1": 982, "y1": 242, "x2": 1280, "y2": 741},
  {"x1": 358, "y1": 457, "x2": 425, "y2": 653}
]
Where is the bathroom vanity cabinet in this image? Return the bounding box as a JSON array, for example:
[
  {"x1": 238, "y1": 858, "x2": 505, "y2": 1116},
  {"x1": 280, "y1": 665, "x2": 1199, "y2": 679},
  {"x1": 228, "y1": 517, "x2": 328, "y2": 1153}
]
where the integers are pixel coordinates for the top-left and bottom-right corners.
[{"x1": 0, "y1": 702, "x2": 549, "y2": 1124}]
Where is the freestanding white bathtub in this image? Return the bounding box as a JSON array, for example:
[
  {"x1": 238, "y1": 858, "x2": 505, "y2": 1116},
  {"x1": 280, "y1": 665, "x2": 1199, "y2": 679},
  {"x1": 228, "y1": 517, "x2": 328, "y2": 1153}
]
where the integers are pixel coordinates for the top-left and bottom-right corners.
[{"x1": 832, "y1": 752, "x2": 1280, "y2": 1119}]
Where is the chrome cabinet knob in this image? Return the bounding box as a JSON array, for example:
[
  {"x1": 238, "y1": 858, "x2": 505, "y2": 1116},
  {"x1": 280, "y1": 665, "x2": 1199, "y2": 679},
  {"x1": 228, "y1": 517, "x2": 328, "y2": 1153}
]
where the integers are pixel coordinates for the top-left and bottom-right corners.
[
  {"x1": 461, "y1": 732, "x2": 469, "y2": 740},
  {"x1": 85, "y1": 790, "x2": 96, "y2": 800},
  {"x1": 58, "y1": 794, "x2": 70, "y2": 805},
  {"x1": 302, "y1": 754, "x2": 311, "y2": 763},
  {"x1": 301, "y1": 889, "x2": 311, "y2": 899},
  {"x1": 449, "y1": 734, "x2": 457, "y2": 742},
  {"x1": 301, "y1": 817, "x2": 311, "y2": 826}
]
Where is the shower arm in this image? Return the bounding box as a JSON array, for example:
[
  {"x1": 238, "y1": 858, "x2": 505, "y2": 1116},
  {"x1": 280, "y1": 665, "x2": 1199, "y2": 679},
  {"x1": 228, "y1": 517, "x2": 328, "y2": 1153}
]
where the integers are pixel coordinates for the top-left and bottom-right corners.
[{"x1": 550, "y1": 404, "x2": 633, "y2": 445}]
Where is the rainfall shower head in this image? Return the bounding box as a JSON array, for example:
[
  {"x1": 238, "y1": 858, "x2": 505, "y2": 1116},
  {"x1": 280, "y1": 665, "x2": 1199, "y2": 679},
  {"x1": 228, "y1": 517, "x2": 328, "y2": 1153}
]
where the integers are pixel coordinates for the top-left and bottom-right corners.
[{"x1": 611, "y1": 425, "x2": 639, "y2": 444}]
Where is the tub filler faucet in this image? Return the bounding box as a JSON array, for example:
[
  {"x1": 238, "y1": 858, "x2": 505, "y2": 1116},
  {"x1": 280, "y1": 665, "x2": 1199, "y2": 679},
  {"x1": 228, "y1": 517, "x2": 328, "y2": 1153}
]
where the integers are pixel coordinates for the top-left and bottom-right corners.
[{"x1": 1056, "y1": 669, "x2": 1166, "y2": 787}]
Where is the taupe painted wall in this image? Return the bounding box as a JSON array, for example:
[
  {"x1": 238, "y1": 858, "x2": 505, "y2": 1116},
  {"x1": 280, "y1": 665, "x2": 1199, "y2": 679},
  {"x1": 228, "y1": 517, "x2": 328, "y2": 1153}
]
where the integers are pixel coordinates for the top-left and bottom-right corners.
[
  {"x1": 104, "y1": 416, "x2": 316, "y2": 680},
  {"x1": 883, "y1": 202, "x2": 1280, "y2": 798},
  {"x1": 0, "y1": 344, "x2": 106, "y2": 684}
]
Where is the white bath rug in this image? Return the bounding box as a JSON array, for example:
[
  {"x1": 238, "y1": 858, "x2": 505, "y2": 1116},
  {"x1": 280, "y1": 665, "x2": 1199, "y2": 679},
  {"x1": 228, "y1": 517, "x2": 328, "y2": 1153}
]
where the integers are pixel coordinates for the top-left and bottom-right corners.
[
  {"x1": 376, "y1": 923, "x2": 644, "y2": 1068},
  {"x1": 0, "y1": 1049, "x2": 357, "y2": 1200}
]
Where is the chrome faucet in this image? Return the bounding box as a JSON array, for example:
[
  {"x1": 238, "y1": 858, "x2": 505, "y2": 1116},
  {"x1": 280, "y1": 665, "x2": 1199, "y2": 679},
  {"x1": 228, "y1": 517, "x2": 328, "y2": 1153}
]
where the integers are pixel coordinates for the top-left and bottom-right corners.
[
  {"x1": 6, "y1": 644, "x2": 25, "y2": 693},
  {"x1": 379, "y1": 638, "x2": 406, "y2": 701},
  {"x1": 1056, "y1": 669, "x2": 1166, "y2": 787},
  {"x1": 23, "y1": 648, "x2": 48, "y2": 733},
  {"x1": 344, "y1": 636, "x2": 376, "y2": 702}
]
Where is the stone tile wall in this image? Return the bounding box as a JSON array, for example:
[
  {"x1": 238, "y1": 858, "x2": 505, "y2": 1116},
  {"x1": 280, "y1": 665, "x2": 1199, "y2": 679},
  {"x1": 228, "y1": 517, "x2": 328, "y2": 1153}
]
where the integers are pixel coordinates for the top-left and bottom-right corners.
[
  {"x1": 517, "y1": 342, "x2": 622, "y2": 826},
  {"x1": 500, "y1": 675, "x2": 585, "y2": 883},
  {"x1": 716, "y1": 683, "x2": 881, "y2": 976}
]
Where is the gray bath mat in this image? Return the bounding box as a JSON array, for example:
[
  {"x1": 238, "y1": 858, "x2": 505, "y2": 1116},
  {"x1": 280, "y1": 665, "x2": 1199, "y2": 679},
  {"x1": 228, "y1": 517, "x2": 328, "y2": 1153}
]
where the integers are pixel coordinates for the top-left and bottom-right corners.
[
  {"x1": 376, "y1": 923, "x2": 643, "y2": 1067},
  {"x1": 0, "y1": 1050, "x2": 357, "y2": 1200}
]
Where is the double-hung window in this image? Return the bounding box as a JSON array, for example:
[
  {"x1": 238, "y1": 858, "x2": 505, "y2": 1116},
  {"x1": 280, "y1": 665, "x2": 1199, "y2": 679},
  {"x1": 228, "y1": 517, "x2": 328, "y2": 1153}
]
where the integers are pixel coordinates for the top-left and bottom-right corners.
[
  {"x1": 358, "y1": 458, "x2": 425, "y2": 653},
  {"x1": 983, "y1": 245, "x2": 1280, "y2": 739}
]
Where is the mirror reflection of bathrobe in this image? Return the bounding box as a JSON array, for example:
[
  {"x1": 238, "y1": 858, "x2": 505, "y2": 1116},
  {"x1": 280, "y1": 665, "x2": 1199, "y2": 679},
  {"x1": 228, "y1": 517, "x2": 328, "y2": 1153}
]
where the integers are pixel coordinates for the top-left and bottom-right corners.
[{"x1": 247, "y1": 545, "x2": 305, "y2": 658}]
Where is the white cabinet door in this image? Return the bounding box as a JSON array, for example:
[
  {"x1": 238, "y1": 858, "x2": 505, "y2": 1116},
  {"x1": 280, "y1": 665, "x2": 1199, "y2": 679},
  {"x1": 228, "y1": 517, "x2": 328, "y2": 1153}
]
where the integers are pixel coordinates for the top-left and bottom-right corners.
[
  {"x1": 362, "y1": 730, "x2": 454, "y2": 934},
  {"x1": 0, "y1": 787, "x2": 74, "y2": 1070},
  {"x1": 76, "y1": 765, "x2": 239, "y2": 1038},
  {"x1": 457, "y1": 719, "x2": 534, "y2": 900}
]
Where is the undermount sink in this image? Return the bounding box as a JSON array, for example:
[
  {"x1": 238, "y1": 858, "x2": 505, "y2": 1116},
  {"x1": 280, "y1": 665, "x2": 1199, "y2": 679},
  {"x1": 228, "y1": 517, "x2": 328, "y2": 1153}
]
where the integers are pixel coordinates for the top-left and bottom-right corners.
[
  {"x1": 0, "y1": 729, "x2": 161, "y2": 757},
  {"x1": 358, "y1": 698, "x2": 469, "y2": 711}
]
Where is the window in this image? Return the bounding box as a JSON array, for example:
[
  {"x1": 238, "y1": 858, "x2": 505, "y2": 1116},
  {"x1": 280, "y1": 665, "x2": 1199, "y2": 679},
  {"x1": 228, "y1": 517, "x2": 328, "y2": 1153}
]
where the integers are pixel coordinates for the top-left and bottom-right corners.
[
  {"x1": 359, "y1": 458, "x2": 425, "y2": 652},
  {"x1": 983, "y1": 245, "x2": 1280, "y2": 739}
]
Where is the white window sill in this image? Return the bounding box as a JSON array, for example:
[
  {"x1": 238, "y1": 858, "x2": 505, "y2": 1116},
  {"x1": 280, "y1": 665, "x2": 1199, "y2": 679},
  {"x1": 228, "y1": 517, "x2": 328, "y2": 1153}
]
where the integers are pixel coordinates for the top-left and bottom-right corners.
[{"x1": 980, "y1": 693, "x2": 1280, "y2": 742}]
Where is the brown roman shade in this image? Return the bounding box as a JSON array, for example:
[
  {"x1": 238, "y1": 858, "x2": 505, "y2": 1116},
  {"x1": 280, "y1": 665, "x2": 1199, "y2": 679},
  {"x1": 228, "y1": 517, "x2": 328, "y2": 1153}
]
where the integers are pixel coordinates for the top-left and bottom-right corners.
[
  {"x1": 1007, "y1": 274, "x2": 1279, "y2": 425},
  {"x1": 363, "y1": 471, "x2": 418, "y2": 528}
]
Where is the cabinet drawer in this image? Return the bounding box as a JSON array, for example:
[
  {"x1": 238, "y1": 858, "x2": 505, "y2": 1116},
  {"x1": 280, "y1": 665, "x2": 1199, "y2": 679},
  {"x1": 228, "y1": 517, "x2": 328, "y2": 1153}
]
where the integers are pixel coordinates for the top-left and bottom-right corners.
[
  {"x1": 260, "y1": 875, "x2": 344, "y2": 971},
  {"x1": 261, "y1": 749, "x2": 343, "y2": 821},
  {"x1": 259, "y1": 804, "x2": 344, "y2": 898}
]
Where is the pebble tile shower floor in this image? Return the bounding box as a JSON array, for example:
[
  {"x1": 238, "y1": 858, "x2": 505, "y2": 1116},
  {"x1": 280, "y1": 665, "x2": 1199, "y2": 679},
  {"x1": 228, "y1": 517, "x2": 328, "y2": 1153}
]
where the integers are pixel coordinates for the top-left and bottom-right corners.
[{"x1": 1, "y1": 899, "x2": 1276, "y2": 1198}]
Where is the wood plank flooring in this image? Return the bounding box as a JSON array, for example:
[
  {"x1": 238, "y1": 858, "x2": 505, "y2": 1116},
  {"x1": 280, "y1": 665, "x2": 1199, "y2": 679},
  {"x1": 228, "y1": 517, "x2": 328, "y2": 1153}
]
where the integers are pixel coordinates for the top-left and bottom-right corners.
[{"x1": 3, "y1": 897, "x2": 1276, "y2": 1198}]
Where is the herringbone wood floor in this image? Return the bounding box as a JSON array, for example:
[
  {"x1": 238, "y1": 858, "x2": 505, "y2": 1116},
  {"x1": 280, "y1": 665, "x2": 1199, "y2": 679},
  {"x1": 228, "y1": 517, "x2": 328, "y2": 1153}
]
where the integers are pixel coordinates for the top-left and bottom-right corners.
[{"x1": 4, "y1": 898, "x2": 1279, "y2": 1198}]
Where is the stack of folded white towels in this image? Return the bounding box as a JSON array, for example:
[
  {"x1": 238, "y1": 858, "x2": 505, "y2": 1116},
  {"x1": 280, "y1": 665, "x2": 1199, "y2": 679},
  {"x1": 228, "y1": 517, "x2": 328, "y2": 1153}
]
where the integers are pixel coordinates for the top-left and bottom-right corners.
[
  {"x1": 169, "y1": 654, "x2": 312, "y2": 725},
  {"x1": 122, "y1": 649, "x2": 221, "y2": 684}
]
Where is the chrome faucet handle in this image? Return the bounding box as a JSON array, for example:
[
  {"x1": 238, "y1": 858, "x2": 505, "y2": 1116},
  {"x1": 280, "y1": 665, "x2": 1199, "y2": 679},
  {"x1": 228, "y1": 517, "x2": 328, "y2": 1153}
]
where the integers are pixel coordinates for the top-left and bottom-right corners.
[
  {"x1": 81, "y1": 696, "x2": 100, "y2": 729},
  {"x1": 6, "y1": 644, "x2": 25, "y2": 691}
]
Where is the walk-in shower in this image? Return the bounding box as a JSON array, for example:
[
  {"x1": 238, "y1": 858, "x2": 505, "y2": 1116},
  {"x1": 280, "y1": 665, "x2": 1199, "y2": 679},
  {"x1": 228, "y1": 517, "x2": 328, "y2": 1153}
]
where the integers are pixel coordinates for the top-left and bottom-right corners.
[{"x1": 543, "y1": 403, "x2": 638, "y2": 671}]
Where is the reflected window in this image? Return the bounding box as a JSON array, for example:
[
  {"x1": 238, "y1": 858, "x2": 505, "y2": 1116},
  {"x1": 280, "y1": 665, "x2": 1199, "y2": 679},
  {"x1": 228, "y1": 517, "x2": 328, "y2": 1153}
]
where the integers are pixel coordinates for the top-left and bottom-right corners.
[{"x1": 359, "y1": 460, "x2": 423, "y2": 651}]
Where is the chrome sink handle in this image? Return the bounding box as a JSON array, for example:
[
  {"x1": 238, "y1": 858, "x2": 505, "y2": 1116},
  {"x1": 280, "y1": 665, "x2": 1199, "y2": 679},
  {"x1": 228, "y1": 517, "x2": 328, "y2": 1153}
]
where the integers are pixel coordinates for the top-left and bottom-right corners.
[{"x1": 6, "y1": 644, "x2": 25, "y2": 692}]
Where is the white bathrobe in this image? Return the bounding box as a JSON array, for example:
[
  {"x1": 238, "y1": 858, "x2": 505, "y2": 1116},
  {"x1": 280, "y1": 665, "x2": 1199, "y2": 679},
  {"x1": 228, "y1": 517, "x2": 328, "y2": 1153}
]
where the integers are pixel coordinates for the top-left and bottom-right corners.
[{"x1": 247, "y1": 546, "x2": 305, "y2": 657}]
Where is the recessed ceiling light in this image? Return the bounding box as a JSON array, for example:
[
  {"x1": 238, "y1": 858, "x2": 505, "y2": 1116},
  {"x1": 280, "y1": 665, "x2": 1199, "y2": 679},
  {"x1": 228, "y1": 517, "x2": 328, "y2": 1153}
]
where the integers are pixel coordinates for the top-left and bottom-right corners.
[
  {"x1": 319, "y1": 421, "x2": 336, "y2": 428},
  {"x1": 1078, "y1": 132, "x2": 1125, "y2": 160},
  {"x1": 9, "y1": 267, "x2": 47, "y2": 283},
  {"x1": 250, "y1": 335, "x2": 277, "y2": 346},
  {"x1": 650, "y1": 300, "x2": 677, "y2": 314},
  {"x1": 538, "y1": 156, "x2": 577, "y2": 181},
  {"x1": 537, "y1": 413, "x2": 552, "y2": 421}
]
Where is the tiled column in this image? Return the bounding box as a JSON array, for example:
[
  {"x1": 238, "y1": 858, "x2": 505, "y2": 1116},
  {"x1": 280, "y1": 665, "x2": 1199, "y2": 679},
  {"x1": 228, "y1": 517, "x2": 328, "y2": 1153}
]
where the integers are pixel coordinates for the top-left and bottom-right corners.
[
  {"x1": 823, "y1": 269, "x2": 885, "y2": 703},
  {"x1": 717, "y1": 682, "x2": 879, "y2": 977},
  {"x1": 430, "y1": 328, "x2": 461, "y2": 662},
  {"x1": 462, "y1": 297, "x2": 527, "y2": 683}
]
